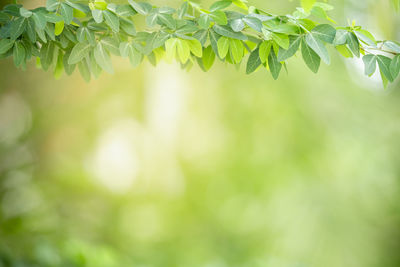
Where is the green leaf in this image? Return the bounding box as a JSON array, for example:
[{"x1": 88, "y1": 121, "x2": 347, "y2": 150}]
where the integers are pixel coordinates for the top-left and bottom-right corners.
[
  {"x1": 128, "y1": 0, "x2": 152, "y2": 15},
  {"x1": 104, "y1": 10, "x2": 120, "y2": 32},
  {"x1": 213, "y1": 25, "x2": 247, "y2": 40},
  {"x1": 390, "y1": 55, "x2": 400, "y2": 80},
  {"x1": 259, "y1": 41, "x2": 271, "y2": 63},
  {"x1": 46, "y1": 0, "x2": 59, "y2": 12},
  {"x1": 63, "y1": 50, "x2": 76, "y2": 75},
  {"x1": 272, "y1": 33, "x2": 289, "y2": 50},
  {"x1": 54, "y1": 21, "x2": 64, "y2": 36},
  {"x1": 78, "y1": 59, "x2": 91, "y2": 82},
  {"x1": 210, "y1": 1, "x2": 232, "y2": 12},
  {"x1": 26, "y1": 18, "x2": 36, "y2": 42},
  {"x1": 68, "y1": 42, "x2": 92, "y2": 64},
  {"x1": 176, "y1": 39, "x2": 191, "y2": 63},
  {"x1": 209, "y1": 29, "x2": 220, "y2": 57},
  {"x1": 120, "y1": 18, "x2": 136, "y2": 36},
  {"x1": 362, "y1": 54, "x2": 377, "y2": 76},
  {"x1": 157, "y1": 13, "x2": 176, "y2": 29},
  {"x1": 54, "y1": 52, "x2": 64, "y2": 79},
  {"x1": 334, "y1": 29, "x2": 348, "y2": 45},
  {"x1": 383, "y1": 41, "x2": 400, "y2": 53},
  {"x1": 301, "y1": 0, "x2": 316, "y2": 11},
  {"x1": 193, "y1": 30, "x2": 208, "y2": 46},
  {"x1": 230, "y1": 38, "x2": 244, "y2": 63},
  {"x1": 19, "y1": 7, "x2": 32, "y2": 18},
  {"x1": 277, "y1": 35, "x2": 301, "y2": 62},
  {"x1": 94, "y1": 42, "x2": 113, "y2": 73},
  {"x1": 201, "y1": 45, "x2": 215, "y2": 71},
  {"x1": 230, "y1": 19, "x2": 245, "y2": 32},
  {"x1": 92, "y1": 9, "x2": 103, "y2": 23},
  {"x1": 198, "y1": 14, "x2": 211, "y2": 29},
  {"x1": 305, "y1": 33, "x2": 330, "y2": 64},
  {"x1": 246, "y1": 47, "x2": 261, "y2": 74},
  {"x1": 187, "y1": 39, "x2": 203, "y2": 57},
  {"x1": 40, "y1": 41, "x2": 55, "y2": 71},
  {"x1": 0, "y1": 39, "x2": 14, "y2": 54},
  {"x1": 119, "y1": 42, "x2": 130, "y2": 57},
  {"x1": 336, "y1": 44, "x2": 353, "y2": 58},
  {"x1": 217, "y1": 36, "x2": 230, "y2": 58},
  {"x1": 10, "y1": 17, "x2": 26, "y2": 40},
  {"x1": 242, "y1": 16, "x2": 262, "y2": 32},
  {"x1": 301, "y1": 38, "x2": 320, "y2": 73},
  {"x1": 377, "y1": 55, "x2": 394, "y2": 82},
  {"x1": 177, "y1": 2, "x2": 188, "y2": 19},
  {"x1": 346, "y1": 32, "x2": 360, "y2": 58},
  {"x1": 116, "y1": 5, "x2": 137, "y2": 17},
  {"x1": 268, "y1": 49, "x2": 282, "y2": 80},
  {"x1": 60, "y1": 3, "x2": 73, "y2": 25},
  {"x1": 210, "y1": 11, "x2": 228, "y2": 25},
  {"x1": 311, "y1": 24, "x2": 336, "y2": 43},
  {"x1": 13, "y1": 41, "x2": 25, "y2": 66},
  {"x1": 128, "y1": 44, "x2": 143, "y2": 67},
  {"x1": 32, "y1": 12, "x2": 47, "y2": 30},
  {"x1": 165, "y1": 38, "x2": 178, "y2": 62},
  {"x1": 355, "y1": 30, "x2": 376, "y2": 47}
]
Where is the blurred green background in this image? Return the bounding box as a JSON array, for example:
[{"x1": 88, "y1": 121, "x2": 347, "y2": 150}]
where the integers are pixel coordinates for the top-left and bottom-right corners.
[{"x1": 1, "y1": 0, "x2": 400, "y2": 266}]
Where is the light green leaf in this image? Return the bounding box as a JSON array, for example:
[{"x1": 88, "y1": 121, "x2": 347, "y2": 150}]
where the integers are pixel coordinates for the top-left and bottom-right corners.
[
  {"x1": 201, "y1": 45, "x2": 215, "y2": 71},
  {"x1": 259, "y1": 41, "x2": 271, "y2": 63},
  {"x1": 165, "y1": 38, "x2": 178, "y2": 62},
  {"x1": 78, "y1": 59, "x2": 91, "y2": 82},
  {"x1": 54, "y1": 21, "x2": 64, "y2": 36},
  {"x1": 68, "y1": 42, "x2": 92, "y2": 64},
  {"x1": 177, "y1": 39, "x2": 191, "y2": 63},
  {"x1": 383, "y1": 41, "x2": 400, "y2": 53},
  {"x1": 128, "y1": 0, "x2": 152, "y2": 15},
  {"x1": 198, "y1": 14, "x2": 211, "y2": 29},
  {"x1": 94, "y1": 42, "x2": 113, "y2": 73},
  {"x1": 157, "y1": 13, "x2": 176, "y2": 29},
  {"x1": 301, "y1": 0, "x2": 316, "y2": 11},
  {"x1": 120, "y1": 18, "x2": 136, "y2": 36},
  {"x1": 187, "y1": 39, "x2": 203, "y2": 57},
  {"x1": 333, "y1": 29, "x2": 348, "y2": 45},
  {"x1": 301, "y1": 38, "x2": 320, "y2": 73},
  {"x1": 217, "y1": 36, "x2": 230, "y2": 58},
  {"x1": 209, "y1": 11, "x2": 228, "y2": 25},
  {"x1": 230, "y1": 38, "x2": 244, "y2": 63},
  {"x1": 305, "y1": 33, "x2": 330, "y2": 64},
  {"x1": 272, "y1": 33, "x2": 289, "y2": 50},
  {"x1": 128, "y1": 44, "x2": 143, "y2": 67},
  {"x1": 210, "y1": 1, "x2": 232, "y2": 12},
  {"x1": 92, "y1": 9, "x2": 103, "y2": 23}
]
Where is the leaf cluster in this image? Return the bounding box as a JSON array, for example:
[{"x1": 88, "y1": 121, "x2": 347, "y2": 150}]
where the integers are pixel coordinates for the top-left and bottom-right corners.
[{"x1": 0, "y1": 0, "x2": 399, "y2": 85}]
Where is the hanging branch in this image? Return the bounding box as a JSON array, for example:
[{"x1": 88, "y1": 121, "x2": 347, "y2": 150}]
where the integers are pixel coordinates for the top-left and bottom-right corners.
[{"x1": 0, "y1": 0, "x2": 399, "y2": 85}]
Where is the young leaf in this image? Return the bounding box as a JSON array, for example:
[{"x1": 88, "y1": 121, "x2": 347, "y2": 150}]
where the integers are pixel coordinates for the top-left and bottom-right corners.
[
  {"x1": 272, "y1": 33, "x2": 289, "y2": 50},
  {"x1": 362, "y1": 54, "x2": 377, "y2": 76},
  {"x1": 210, "y1": 1, "x2": 232, "y2": 12},
  {"x1": 301, "y1": 38, "x2": 320, "y2": 73},
  {"x1": 201, "y1": 45, "x2": 215, "y2": 71},
  {"x1": 209, "y1": 11, "x2": 228, "y2": 25},
  {"x1": 259, "y1": 41, "x2": 271, "y2": 63},
  {"x1": 187, "y1": 39, "x2": 203, "y2": 57},
  {"x1": 54, "y1": 21, "x2": 64, "y2": 36},
  {"x1": 165, "y1": 38, "x2": 178, "y2": 62},
  {"x1": 217, "y1": 36, "x2": 230, "y2": 58},
  {"x1": 176, "y1": 39, "x2": 190, "y2": 63}
]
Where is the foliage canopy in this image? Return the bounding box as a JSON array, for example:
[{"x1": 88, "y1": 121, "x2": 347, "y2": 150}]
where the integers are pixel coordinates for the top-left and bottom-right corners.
[{"x1": 0, "y1": 0, "x2": 399, "y2": 85}]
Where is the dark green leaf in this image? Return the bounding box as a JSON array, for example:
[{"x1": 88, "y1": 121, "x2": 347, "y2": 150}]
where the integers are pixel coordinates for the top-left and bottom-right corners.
[
  {"x1": 268, "y1": 49, "x2": 282, "y2": 80},
  {"x1": 68, "y1": 42, "x2": 92, "y2": 64},
  {"x1": 346, "y1": 32, "x2": 360, "y2": 57},
  {"x1": 311, "y1": 24, "x2": 336, "y2": 43},
  {"x1": 0, "y1": 39, "x2": 14, "y2": 54},
  {"x1": 305, "y1": 33, "x2": 330, "y2": 64},
  {"x1": 377, "y1": 55, "x2": 394, "y2": 82},
  {"x1": 390, "y1": 55, "x2": 400, "y2": 80},
  {"x1": 213, "y1": 25, "x2": 247, "y2": 40},
  {"x1": 278, "y1": 35, "x2": 301, "y2": 62},
  {"x1": 10, "y1": 17, "x2": 27, "y2": 40},
  {"x1": 13, "y1": 41, "x2": 25, "y2": 66},
  {"x1": 60, "y1": 3, "x2": 73, "y2": 24}
]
